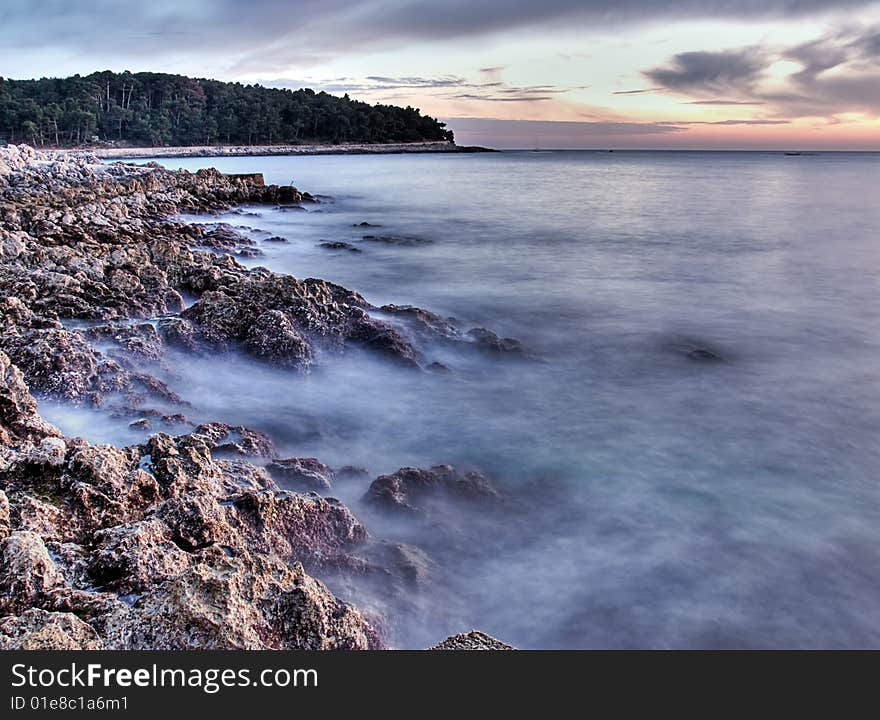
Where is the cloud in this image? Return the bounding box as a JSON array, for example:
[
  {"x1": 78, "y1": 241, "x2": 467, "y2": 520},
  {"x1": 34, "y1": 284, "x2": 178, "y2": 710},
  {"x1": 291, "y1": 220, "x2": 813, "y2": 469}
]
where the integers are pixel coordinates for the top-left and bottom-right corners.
[
  {"x1": 645, "y1": 49, "x2": 768, "y2": 96},
  {"x1": 1, "y1": 0, "x2": 876, "y2": 76},
  {"x1": 613, "y1": 88, "x2": 663, "y2": 95},
  {"x1": 451, "y1": 94, "x2": 554, "y2": 102},
  {"x1": 650, "y1": 24, "x2": 880, "y2": 118}
]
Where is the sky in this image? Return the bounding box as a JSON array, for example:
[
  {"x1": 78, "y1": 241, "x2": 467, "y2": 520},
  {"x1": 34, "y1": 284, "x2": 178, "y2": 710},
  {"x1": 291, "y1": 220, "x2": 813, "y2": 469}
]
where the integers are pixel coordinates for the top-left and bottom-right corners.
[{"x1": 2, "y1": 1, "x2": 880, "y2": 149}]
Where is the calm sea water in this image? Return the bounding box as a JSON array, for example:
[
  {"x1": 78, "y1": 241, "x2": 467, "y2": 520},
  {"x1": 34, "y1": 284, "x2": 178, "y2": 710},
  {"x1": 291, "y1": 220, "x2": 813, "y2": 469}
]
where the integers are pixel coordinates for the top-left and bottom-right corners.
[{"x1": 47, "y1": 150, "x2": 880, "y2": 648}]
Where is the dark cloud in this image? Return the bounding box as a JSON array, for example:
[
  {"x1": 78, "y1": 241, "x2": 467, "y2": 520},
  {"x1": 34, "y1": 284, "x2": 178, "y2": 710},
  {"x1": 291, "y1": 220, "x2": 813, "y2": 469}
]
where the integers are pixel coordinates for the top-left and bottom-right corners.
[
  {"x1": 645, "y1": 49, "x2": 768, "y2": 95},
  {"x1": 613, "y1": 87, "x2": 663, "y2": 95},
  {"x1": 1, "y1": 0, "x2": 875, "y2": 75},
  {"x1": 646, "y1": 24, "x2": 880, "y2": 118}
]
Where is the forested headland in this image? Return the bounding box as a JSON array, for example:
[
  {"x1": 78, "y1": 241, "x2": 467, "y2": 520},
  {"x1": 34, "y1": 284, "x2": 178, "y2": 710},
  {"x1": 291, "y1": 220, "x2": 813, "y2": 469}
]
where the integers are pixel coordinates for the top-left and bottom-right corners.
[{"x1": 0, "y1": 71, "x2": 455, "y2": 147}]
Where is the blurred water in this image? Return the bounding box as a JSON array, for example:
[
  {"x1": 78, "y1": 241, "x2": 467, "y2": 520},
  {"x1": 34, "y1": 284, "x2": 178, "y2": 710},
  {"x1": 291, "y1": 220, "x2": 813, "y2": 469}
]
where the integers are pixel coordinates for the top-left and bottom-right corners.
[{"x1": 47, "y1": 150, "x2": 880, "y2": 648}]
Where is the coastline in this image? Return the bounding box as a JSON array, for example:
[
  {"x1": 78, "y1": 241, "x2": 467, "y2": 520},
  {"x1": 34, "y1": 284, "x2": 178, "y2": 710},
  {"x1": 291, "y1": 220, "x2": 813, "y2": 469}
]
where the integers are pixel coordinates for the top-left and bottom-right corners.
[
  {"x1": 60, "y1": 141, "x2": 497, "y2": 160},
  {"x1": 0, "y1": 144, "x2": 512, "y2": 650}
]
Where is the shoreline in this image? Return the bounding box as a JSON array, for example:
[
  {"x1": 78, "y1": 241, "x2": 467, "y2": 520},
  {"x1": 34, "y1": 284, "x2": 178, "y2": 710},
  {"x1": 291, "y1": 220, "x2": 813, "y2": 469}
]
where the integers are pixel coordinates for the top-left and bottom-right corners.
[
  {"x1": 0, "y1": 144, "x2": 513, "y2": 650},
  {"x1": 59, "y1": 141, "x2": 497, "y2": 160}
]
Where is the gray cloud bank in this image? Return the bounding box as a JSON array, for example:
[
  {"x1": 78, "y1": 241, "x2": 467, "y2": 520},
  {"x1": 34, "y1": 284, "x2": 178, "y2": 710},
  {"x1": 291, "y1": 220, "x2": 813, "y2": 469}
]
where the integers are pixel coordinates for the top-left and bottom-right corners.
[
  {"x1": 645, "y1": 24, "x2": 880, "y2": 117},
  {"x1": 1, "y1": 0, "x2": 876, "y2": 74}
]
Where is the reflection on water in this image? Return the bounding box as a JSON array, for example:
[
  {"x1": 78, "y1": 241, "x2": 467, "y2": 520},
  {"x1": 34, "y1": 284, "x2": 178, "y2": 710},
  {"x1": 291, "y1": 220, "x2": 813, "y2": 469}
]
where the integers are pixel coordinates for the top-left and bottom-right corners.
[{"x1": 43, "y1": 151, "x2": 880, "y2": 648}]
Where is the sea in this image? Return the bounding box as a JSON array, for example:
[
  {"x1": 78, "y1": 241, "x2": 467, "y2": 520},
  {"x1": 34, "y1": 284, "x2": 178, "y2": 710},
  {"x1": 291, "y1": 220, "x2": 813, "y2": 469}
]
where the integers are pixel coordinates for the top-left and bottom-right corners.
[{"x1": 42, "y1": 150, "x2": 880, "y2": 648}]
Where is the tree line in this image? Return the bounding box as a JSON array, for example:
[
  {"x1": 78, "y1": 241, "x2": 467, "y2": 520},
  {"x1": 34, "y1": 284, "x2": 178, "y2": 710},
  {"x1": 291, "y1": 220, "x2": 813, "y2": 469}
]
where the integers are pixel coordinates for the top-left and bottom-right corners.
[{"x1": 0, "y1": 71, "x2": 454, "y2": 147}]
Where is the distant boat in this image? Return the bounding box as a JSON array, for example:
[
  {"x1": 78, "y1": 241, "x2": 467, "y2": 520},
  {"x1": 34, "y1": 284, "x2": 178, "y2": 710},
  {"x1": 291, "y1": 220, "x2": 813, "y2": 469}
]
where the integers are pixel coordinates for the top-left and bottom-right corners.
[{"x1": 785, "y1": 151, "x2": 803, "y2": 156}]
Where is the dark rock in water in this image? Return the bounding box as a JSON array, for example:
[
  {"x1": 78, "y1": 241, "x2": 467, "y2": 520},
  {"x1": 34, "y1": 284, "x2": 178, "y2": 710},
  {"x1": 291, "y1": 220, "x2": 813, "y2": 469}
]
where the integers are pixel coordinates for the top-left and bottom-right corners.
[
  {"x1": 354, "y1": 221, "x2": 380, "y2": 227},
  {"x1": 267, "y1": 458, "x2": 334, "y2": 491},
  {"x1": 242, "y1": 310, "x2": 313, "y2": 370},
  {"x1": 687, "y1": 347, "x2": 723, "y2": 362},
  {"x1": 264, "y1": 235, "x2": 287, "y2": 243},
  {"x1": 157, "y1": 317, "x2": 200, "y2": 353},
  {"x1": 360, "y1": 234, "x2": 431, "y2": 247},
  {"x1": 429, "y1": 630, "x2": 515, "y2": 650},
  {"x1": 128, "y1": 418, "x2": 151, "y2": 431},
  {"x1": 379, "y1": 304, "x2": 460, "y2": 341},
  {"x1": 319, "y1": 241, "x2": 362, "y2": 253},
  {"x1": 427, "y1": 361, "x2": 451, "y2": 373},
  {"x1": 466, "y1": 327, "x2": 524, "y2": 355},
  {"x1": 160, "y1": 413, "x2": 190, "y2": 428},
  {"x1": 364, "y1": 465, "x2": 499, "y2": 513},
  {"x1": 346, "y1": 318, "x2": 423, "y2": 368},
  {"x1": 336, "y1": 465, "x2": 371, "y2": 479}
]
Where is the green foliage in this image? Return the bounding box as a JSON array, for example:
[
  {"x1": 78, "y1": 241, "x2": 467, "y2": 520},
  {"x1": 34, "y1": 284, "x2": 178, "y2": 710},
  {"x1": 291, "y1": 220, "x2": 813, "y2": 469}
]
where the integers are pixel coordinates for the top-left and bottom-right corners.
[{"x1": 0, "y1": 71, "x2": 454, "y2": 147}]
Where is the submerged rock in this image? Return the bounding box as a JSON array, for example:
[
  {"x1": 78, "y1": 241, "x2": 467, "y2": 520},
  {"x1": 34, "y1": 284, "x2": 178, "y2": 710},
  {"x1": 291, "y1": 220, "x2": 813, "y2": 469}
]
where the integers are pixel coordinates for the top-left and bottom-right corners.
[
  {"x1": 319, "y1": 241, "x2": 361, "y2": 252},
  {"x1": 360, "y1": 234, "x2": 431, "y2": 247},
  {"x1": 466, "y1": 327, "x2": 524, "y2": 355}
]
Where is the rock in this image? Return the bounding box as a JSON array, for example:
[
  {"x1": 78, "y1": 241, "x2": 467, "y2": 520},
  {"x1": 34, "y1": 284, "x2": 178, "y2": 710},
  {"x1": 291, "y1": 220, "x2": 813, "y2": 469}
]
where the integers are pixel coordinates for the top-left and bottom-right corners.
[
  {"x1": 319, "y1": 241, "x2": 362, "y2": 252},
  {"x1": 267, "y1": 457, "x2": 334, "y2": 491},
  {"x1": 0, "y1": 609, "x2": 103, "y2": 650},
  {"x1": 0, "y1": 531, "x2": 66, "y2": 615},
  {"x1": 189, "y1": 423, "x2": 277, "y2": 459},
  {"x1": 429, "y1": 630, "x2": 515, "y2": 650},
  {"x1": 0, "y1": 351, "x2": 60, "y2": 447},
  {"x1": 360, "y1": 234, "x2": 431, "y2": 246},
  {"x1": 466, "y1": 327, "x2": 524, "y2": 355},
  {"x1": 243, "y1": 310, "x2": 313, "y2": 369},
  {"x1": 0, "y1": 491, "x2": 9, "y2": 541},
  {"x1": 364, "y1": 465, "x2": 499, "y2": 513},
  {"x1": 687, "y1": 347, "x2": 723, "y2": 362},
  {"x1": 129, "y1": 418, "x2": 152, "y2": 431},
  {"x1": 265, "y1": 235, "x2": 288, "y2": 243},
  {"x1": 380, "y1": 304, "x2": 461, "y2": 342},
  {"x1": 196, "y1": 223, "x2": 262, "y2": 257}
]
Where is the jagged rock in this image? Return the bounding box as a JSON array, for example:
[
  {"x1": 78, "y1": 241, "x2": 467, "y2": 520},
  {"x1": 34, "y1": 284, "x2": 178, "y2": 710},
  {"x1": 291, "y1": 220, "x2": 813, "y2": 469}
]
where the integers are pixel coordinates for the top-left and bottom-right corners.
[
  {"x1": 188, "y1": 423, "x2": 276, "y2": 458},
  {"x1": 466, "y1": 327, "x2": 524, "y2": 355},
  {"x1": 267, "y1": 457, "x2": 334, "y2": 491},
  {"x1": 360, "y1": 234, "x2": 431, "y2": 246},
  {"x1": 0, "y1": 531, "x2": 66, "y2": 615},
  {"x1": 364, "y1": 465, "x2": 499, "y2": 513},
  {"x1": 0, "y1": 350, "x2": 60, "y2": 447},
  {"x1": 0, "y1": 609, "x2": 104, "y2": 650},
  {"x1": 429, "y1": 630, "x2": 515, "y2": 650},
  {"x1": 379, "y1": 304, "x2": 461, "y2": 341},
  {"x1": 319, "y1": 241, "x2": 361, "y2": 252},
  {"x1": 0, "y1": 491, "x2": 9, "y2": 541},
  {"x1": 243, "y1": 310, "x2": 313, "y2": 369}
]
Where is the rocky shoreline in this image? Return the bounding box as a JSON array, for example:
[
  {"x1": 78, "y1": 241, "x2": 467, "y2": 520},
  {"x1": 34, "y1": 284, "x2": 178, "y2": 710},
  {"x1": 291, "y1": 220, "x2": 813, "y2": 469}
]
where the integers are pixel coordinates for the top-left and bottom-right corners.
[
  {"x1": 0, "y1": 144, "x2": 514, "y2": 650},
  {"x1": 62, "y1": 141, "x2": 497, "y2": 160}
]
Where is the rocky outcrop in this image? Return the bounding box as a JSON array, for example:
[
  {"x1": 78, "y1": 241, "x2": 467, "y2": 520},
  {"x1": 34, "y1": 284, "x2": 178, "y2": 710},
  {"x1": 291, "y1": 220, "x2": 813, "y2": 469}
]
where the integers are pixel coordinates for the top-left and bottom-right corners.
[
  {"x1": 267, "y1": 458, "x2": 334, "y2": 491},
  {"x1": 0, "y1": 145, "x2": 522, "y2": 650},
  {"x1": 429, "y1": 630, "x2": 515, "y2": 650},
  {"x1": 0, "y1": 347, "x2": 379, "y2": 649},
  {"x1": 364, "y1": 465, "x2": 499, "y2": 514}
]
